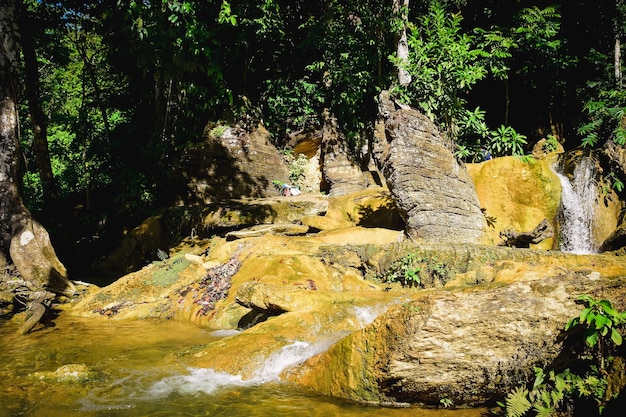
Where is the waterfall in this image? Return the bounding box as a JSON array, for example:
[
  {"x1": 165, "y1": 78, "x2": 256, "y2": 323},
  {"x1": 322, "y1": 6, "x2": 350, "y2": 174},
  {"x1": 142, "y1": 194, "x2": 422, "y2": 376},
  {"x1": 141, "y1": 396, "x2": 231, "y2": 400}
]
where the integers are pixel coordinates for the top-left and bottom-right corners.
[{"x1": 554, "y1": 156, "x2": 598, "y2": 254}]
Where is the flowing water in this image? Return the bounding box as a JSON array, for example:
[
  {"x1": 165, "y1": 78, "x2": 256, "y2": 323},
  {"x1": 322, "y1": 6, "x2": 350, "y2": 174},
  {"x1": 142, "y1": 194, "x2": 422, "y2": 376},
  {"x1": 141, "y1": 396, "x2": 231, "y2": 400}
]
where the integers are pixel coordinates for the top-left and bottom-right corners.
[
  {"x1": 554, "y1": 156, "x2": 598, "y2": 254},
  {"x1": 0, "y1": 314, "x2": 486, "y2": 417}
]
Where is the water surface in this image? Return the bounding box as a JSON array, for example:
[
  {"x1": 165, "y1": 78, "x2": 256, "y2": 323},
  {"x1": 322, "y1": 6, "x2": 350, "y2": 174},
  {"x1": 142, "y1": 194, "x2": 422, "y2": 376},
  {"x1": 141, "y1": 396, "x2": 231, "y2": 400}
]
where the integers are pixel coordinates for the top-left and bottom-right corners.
[{"x1": 0, "y1": 315, "x2": 486, "y2": 417}]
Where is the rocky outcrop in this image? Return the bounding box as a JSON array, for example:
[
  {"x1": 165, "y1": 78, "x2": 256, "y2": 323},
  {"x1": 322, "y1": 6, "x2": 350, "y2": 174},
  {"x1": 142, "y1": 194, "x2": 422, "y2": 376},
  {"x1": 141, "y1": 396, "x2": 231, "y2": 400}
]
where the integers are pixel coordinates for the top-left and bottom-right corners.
[
  {"x1": 320, "y1": 110, "x2": 368, "y2": 196},
  {"x1": 373, "y1": 91, "x2": 486, "y2": 243},
  {"x1": 290, "y1": 273, "x2": 626, "y2": 406},
  {"x1": 93, "y1": 195, "x2": 329, "y2": 278},
  {"x1": 499, "y1": 218, "x2": 554, "y2": 248},
  {"x1": 176, "y1": 124, "x2": 291, "y2": 204},
  {"x1": 468, "y1": 156, "x2": 562, "y2": 249},
  {"x1": 68, "y1": 193, "x2": 626, "y2": 409}
]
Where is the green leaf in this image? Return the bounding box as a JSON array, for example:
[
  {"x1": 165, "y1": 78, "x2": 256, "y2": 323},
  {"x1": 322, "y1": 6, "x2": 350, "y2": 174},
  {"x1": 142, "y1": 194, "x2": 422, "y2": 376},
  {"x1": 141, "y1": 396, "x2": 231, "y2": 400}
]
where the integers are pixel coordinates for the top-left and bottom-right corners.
[
  {"x1": 583, "y1": 309, "x2": 595, "y2": 324},
  {"x1": 611, "y1": 328, "x2": 623, "y2": 346},
  {"x1": 586, "y1": 331, "x2": 599, "y2": 348},
  {"x1": 565, "y1": 317, "x2": 578, "y2": 331},
  {"x1": 594, "y1": 314, "x2": 607, "y2": 330},
  {"x1": 505, "y1": 386, "x2": 532, "y2": 417},
  {"x1": 598, "y1": 300, "x2": 617, "y2": 313}
]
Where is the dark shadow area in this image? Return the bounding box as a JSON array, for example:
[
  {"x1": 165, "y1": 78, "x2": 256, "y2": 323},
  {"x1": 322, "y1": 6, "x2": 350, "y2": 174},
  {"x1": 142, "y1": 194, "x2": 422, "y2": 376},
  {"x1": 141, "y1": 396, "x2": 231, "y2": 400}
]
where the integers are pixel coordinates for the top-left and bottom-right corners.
[
  {"x1": 38, "y1": 132, "x2": 283, "y2": 285},
  {"x1": 237, "y1": 306, "x2": 285, "y2": 330},
  {"x1": 356, "y1": 199, "x2": 405, "y2": 230}
]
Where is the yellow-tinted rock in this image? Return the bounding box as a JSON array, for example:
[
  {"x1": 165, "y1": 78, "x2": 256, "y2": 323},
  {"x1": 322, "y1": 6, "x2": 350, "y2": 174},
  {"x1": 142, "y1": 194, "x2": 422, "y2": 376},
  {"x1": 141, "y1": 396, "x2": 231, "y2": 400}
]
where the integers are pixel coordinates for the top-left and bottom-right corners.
[{"x1": 468, "y1": 156, "x2": 561, "y2": 249}]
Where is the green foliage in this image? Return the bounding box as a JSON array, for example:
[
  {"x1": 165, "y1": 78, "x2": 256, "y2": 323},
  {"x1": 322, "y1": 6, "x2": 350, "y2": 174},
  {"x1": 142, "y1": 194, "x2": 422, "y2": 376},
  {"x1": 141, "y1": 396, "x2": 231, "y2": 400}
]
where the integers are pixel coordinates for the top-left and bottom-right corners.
[
  {"x1": 543, "y1": 135, "x2": 560, "y2": 153},
  {"x1": 385, "y1": 253, "x2": 422, "y2": 287},
  {"x1": 218, "y1": 0, "x2": 238, "y2": 26},
  {"x1": 501, "y1": 386, "x2": 532, "y2": 417},
  {"x1": 280, "y1": 150, "x2": 309, "y2": 186},
  {"x1": 209, "y1": 125, "x2": 229, "y2": 139},
  {"x1": 156, "y1": 248, "x2": 169, "y2": 261},
  {"x1": 263, "y1": 77, "x2": 325, "y2": 134},
  {"x1": 439, "y1": 397, "x2": 454, "y2": 408},
  {"x1": 453, "y1": 107, "x2": 529, "y2": 160},
  {"x1": 489, "y1": 125, "x2": 528, "y2": 157},
  {"x1": 605, "y1": 172, "x2": 625, "y2": 193},
  {"x1": 578, "y1": 87, "x2": 626, "y2": 148},
  {"x1": 384, "y1": 253, "x2": 450, "y2": 288},
  {"x1": 499, "y1": 295, "x2": 626, "y2": 416},
  {"x1": 390, "y1": 2, "x2": 533, "y2": 160},
  {"x1": 565, "y1": 295, "x2": 626, "y2": 349},
  {"x1": 390, "y1": 1, "x2": 489, "y2": 137}
]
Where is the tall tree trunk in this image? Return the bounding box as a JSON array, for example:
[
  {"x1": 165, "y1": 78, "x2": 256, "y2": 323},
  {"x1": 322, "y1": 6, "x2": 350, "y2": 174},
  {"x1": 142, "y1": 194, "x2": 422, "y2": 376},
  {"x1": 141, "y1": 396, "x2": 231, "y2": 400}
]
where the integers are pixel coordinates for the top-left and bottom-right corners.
[
  {"x1": 615, "y1": 0, "x2": 623, "y2": 89},
  {"x1": 393, "y1": 0, "x2": 411, "y2": 87},
  {"x1": 0, "y1": 0, "x2": 73, "y2": 296},
  {"x1": 0, "y1": 0, "x2": 25, "y2": 252},
  {"x1": 17, "y1": 2, "x2": 57, "y2": 205}
]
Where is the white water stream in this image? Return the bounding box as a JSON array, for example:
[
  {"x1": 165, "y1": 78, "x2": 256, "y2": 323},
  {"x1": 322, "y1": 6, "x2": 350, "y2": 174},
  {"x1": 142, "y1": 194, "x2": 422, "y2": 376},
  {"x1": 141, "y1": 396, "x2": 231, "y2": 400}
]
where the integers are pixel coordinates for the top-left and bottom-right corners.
[
  {"x1": 142, "y1": 304, "x2": 391, "y2": 400},
  {"x1": 554, "y1": 156, "x2": 598, "y2": 254}
]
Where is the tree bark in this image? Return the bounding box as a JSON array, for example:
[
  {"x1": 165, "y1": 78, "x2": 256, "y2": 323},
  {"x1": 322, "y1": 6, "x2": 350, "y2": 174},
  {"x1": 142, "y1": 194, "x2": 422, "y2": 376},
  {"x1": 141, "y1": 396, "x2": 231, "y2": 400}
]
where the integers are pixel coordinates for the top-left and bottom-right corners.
[
  {"x1": 17, "y1": 2, "x2": 57, "y2": 205},
  {"x1": 615, "y1": 1, "x2": 623, "y2": 89},
  {"x1": 1, "y1": 0, "x2": 73, "y2": 297},
  {"x1": 393, "y1": 0, "x2": 411, "y2": 87},
  {"x1": 0, "y1": 0, "x2": 23, "y2": 251}
]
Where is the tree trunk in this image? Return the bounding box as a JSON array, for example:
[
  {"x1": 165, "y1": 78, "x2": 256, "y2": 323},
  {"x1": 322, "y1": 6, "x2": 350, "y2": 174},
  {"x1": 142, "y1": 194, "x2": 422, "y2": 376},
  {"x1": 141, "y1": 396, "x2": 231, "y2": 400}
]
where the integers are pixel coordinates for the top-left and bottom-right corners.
[
  {"x1": 393, "y1": 0, "x2": 411, "y2": 87},
  {"x1": 613, "y1": 22, "x2": 622, "y2": 89},
  {"x1": 0, "y1": 0, "x2": 73, "y2": 297},
  {"x1": 17, "y1": 2, "x2": 57, "y2": 205}
]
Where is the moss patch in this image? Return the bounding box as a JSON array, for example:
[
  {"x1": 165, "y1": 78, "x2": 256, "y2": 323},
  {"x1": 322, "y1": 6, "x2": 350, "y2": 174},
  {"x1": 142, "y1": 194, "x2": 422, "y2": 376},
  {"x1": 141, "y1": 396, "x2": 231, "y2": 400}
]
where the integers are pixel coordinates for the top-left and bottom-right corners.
[{"x1": 150, "y1": 255, "x2": 191, "y2": 287}]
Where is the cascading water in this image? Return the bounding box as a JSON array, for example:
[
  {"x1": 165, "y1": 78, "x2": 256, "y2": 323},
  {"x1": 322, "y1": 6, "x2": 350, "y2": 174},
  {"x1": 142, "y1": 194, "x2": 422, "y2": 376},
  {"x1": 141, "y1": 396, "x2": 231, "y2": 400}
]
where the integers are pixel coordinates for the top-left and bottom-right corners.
[{"x1": 553, "y1": 156, "x2": 598, "y2": 254}]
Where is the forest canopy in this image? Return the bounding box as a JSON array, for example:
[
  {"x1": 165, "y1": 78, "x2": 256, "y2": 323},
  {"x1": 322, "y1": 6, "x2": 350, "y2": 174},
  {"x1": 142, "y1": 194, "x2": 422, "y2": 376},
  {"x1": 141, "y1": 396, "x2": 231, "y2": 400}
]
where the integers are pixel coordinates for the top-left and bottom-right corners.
[{"x1": 10, "y1": 0, "x2": 626, "y2": 237}]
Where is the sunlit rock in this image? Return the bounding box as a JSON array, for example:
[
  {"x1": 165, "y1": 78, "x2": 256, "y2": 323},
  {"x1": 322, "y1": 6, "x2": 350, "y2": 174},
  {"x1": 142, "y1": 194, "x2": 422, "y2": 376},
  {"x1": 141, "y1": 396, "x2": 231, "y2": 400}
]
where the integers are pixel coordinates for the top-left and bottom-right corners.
[
  {"x1": 290, "y1": 273, "x2": 626, "y2": 406},
  {"x1": 373, "y1": 91, "x2": 486, "y2": 243},
  {"x1": 468, "y1": 156, "x2": 562, "y2": 249}
]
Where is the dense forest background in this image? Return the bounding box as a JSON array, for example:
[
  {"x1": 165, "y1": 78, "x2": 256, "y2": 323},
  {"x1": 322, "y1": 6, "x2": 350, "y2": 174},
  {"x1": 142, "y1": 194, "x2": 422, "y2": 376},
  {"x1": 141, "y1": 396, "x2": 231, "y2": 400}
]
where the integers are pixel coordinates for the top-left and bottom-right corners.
[{"x1": 10, "y1": 0, "x2": 626, "y2": 277}]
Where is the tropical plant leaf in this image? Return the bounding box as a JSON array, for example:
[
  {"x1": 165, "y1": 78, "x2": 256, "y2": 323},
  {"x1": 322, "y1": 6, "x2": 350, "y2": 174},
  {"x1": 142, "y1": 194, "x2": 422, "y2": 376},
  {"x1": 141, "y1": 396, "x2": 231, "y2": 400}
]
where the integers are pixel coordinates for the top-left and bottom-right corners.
[
  {"x1": 611, "y1": 328, "x2": 623, "y2": 346},
  {"x1": 505, "y1": 386, "x2": 532, "y2": 417}
]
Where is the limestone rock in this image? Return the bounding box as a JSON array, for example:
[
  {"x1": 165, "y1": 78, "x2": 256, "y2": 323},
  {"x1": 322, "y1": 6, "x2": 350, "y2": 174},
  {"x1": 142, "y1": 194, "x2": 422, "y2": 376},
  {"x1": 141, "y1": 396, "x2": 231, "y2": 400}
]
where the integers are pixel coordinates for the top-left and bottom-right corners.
[
  {"x1": 373, "y1": 91, "x2": 486, "y2": 243},
  {"x1": 225, "y1": 223, "x2": 309, "y2": 240},
  {"x1": 499, "y1": 218, "x2": 554, "y2": 248},
  {"x1": 468, "y1": 156, "x2": 562, "y2": 249},
  {"x1": 175, "y1": 124, "x2": 291, "y2": 204},
  {"x1": 291, "y1": 273, "x2": 626, "y2": 406},
  {"x1": 30, "y1": 363, "x2": 105, "y2": 384},
  {"x1": 320, "y1": 110, "x2": 368, "y2": 196},
  {"x1": 94, "y1": 196, "x2": 328, "y2": 278}
]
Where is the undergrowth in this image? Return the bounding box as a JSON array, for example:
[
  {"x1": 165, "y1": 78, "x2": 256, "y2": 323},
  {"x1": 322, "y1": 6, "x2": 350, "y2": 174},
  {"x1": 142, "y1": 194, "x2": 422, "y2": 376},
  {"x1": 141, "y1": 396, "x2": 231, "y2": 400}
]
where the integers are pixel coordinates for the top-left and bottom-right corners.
[{"x1": 499, "y1": 295, "x2": 626, "y2": 416}]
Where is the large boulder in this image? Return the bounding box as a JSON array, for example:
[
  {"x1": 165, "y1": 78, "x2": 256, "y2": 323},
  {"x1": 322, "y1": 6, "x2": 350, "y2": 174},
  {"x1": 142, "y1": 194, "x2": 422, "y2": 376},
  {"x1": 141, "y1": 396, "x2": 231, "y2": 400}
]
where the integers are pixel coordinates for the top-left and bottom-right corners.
[
  {"x1": 467, "y1": 156, "x2": 562, "y2": 249},
  {"x1": 9, "y1": 217, "x2": 71, "y2": 294},
  {"x1": 320, "y1": 110, "x2": 368, "y2": 196},
  {"x1": 175, "y1": 124, "x2": 291, "y2": 204},
  {"x1": 290, "y1": 271, "x2": 626, "y2": 406},
  {"x1": 373, "y1": 91, "x2": 486, "y2": 243}
]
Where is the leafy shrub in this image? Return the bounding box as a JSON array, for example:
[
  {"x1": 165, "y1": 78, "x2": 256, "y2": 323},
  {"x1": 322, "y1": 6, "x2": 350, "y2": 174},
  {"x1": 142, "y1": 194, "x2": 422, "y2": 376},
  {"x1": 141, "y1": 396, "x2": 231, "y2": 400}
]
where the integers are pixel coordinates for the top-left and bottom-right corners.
[
  {"x1": 499, "y1": 295, "x2": 626, "y2": 416},
  {"x1": 383, "y1": 253, "x2": 450, "y2": 288}
]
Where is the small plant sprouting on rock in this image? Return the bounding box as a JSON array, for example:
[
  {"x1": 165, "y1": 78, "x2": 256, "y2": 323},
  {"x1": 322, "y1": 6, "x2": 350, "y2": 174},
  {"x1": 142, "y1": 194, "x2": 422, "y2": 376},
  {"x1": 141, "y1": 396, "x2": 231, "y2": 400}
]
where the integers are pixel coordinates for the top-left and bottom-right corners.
[
  {"x1": 439, "y1": 397, "x2": 454, "y2": 408},
  {"x1": 385, "y1": 253, "x2": 422, "y2": 287},
  {"x1": 156, "y1": 248, "x2": 169, "y2": 261},
  {"x1": 383, "y1": 253, "x2": 450, "y2": 288},
  {"x1": 565, "y1": 295, "x2": 625, "y2": 350},
  {"x1": 209, "y1": 125, "x2": 229, "y2": 139}
]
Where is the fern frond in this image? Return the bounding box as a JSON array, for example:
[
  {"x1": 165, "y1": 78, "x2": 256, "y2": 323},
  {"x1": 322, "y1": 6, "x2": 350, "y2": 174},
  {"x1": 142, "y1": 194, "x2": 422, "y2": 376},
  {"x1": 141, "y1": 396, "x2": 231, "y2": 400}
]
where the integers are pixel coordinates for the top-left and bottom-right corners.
[{"x1": 505, "y1": 386, "x2": 532, "y2": 417}]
